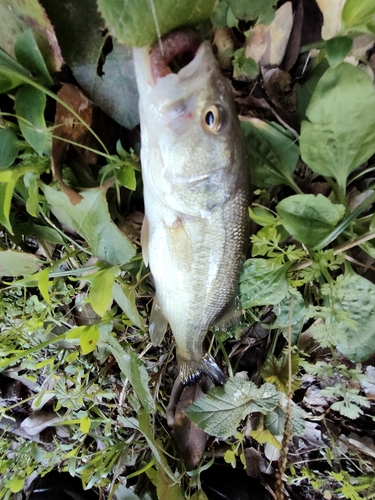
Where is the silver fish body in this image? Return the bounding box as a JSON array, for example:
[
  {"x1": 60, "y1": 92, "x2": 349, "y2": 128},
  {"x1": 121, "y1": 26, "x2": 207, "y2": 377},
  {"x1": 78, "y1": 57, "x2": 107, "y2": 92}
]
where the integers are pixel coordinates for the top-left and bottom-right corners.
[{"x1": 133, "y1": 31, "x2": 249, "y2": 385}]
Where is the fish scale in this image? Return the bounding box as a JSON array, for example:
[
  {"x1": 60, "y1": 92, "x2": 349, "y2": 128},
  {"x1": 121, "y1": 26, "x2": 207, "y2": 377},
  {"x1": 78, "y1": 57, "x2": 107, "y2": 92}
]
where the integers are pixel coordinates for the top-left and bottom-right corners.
[{"x1": 134, "y1": 30, "x2": 250, "y2": 385}]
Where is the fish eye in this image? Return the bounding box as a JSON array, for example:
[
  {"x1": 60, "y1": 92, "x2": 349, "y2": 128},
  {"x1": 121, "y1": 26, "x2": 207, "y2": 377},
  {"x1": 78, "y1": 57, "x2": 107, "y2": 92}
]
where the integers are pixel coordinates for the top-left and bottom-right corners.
[{"x1": 201, "y1": 105, "x2": 223, "y2": 134}]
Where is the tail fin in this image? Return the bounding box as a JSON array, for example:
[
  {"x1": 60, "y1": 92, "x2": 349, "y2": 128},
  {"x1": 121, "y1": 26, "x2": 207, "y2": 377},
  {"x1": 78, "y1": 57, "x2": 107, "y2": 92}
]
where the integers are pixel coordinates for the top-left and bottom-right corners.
[{"x1": 180, "y1": 354, "x2": 226, "y2": 387}]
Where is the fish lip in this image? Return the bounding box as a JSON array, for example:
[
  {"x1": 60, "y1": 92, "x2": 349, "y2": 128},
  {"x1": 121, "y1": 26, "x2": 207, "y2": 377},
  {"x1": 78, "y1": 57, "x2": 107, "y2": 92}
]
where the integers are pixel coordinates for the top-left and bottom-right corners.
[{"x1": 150, "y1": 28, "x2": 202, "y2": 82}]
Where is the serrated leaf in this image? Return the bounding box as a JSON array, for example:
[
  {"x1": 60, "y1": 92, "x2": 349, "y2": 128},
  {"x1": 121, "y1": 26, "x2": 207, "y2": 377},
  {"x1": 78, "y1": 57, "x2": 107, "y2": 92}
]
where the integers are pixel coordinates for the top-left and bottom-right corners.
[
  {"x1": 276, "y1": 194, "x2": 345, "y2": 248},
  {"x1": 42, "y1": 184, "x2": 136, "y2": 266},
  {"x1": 300, "y1": 63, "x2": 375, "y2": 190},
  {"x1": 97, "y1": 0, "x2": 216, "y2": 47},
  {"x1": 106, "y1": 335, "x2": 155, "y2": 413},
  {"x1": 330, "y1": 400, "x2": 363, "y2": 419},
  {"x1": 0, "y1": 129, "x2": 19, "y2": 169},
  {"x1": 0, "y1": 249, "x2": 41, "y2": 277},
  {"x1": 186, "y1": 378, "x2": 278, "y2": 439},
  {"x1": 15, "y1": 85, "x2": 50, "y2": 156},
  {"x1": 241, "y1": 118, "x2": 299, "y2": 190},
  {"x1": 89, "y1": 268, "x2": 116, "y2": 317},
  {"x1": 112, "y1": 282, "x2": 144, "y2": 329},
  {"x1": 239, "y1": 258, "x2": 290, "y2": 308}
]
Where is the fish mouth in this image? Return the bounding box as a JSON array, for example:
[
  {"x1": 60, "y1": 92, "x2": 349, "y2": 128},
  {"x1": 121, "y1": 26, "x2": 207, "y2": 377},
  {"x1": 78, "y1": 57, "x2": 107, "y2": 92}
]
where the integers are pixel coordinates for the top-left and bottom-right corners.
[{"x1": 150, "y1": 29, "x2": 202, "y2": 82}]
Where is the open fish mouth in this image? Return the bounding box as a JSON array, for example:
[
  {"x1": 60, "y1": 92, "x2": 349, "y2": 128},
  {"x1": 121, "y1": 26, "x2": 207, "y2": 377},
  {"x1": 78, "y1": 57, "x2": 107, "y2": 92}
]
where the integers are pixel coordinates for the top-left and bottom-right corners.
[{"x1": 150, "y1": 29, "x2": 203, "y2": 81}]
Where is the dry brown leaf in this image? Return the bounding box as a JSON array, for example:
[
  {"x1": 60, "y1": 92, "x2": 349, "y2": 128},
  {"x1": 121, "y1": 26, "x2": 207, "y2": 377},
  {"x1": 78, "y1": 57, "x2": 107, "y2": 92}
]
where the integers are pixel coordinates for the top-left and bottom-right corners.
[{"x1": 315, "y1": 0, "x2": 345, "y2": 40}]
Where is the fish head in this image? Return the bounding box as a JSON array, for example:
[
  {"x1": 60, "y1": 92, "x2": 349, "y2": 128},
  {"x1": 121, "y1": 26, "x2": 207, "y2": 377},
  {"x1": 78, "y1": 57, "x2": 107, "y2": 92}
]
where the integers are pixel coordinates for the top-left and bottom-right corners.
[{"x1": 134, "y1": 30, "x2": 248, "y2": 217}]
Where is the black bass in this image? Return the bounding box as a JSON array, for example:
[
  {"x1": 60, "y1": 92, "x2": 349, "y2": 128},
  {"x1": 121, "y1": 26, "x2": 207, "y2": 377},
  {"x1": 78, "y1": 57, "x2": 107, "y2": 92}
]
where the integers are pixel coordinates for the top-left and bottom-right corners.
[{"x1": 133, "y1": 30, "x2": 249, "y2": 386}]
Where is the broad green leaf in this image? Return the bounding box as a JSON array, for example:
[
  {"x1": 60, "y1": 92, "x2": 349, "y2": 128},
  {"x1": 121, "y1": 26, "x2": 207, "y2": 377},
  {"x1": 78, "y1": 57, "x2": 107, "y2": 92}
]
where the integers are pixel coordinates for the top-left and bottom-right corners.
[
  {"x1": 297, "y1": 59, "x2": 329, "y2": 121},
  {"x1": 112, "y1": 282, "x2": 145, "y2": 329},
  {"x1": 15, "y1": 86, "x2": 50, "y2": 156},
  {"x1": 79, "y1": 415, "x2": 91, "y2": 433},
  {"x1": 186, "y1": 378, "x2": 279, "y2": 439},
  {"x1": 42, "y1": 184, "x2": 136, "y2": 266},
  {"x1": 300, "y1": 63, "x2": 375, "y2": 190},
  {"x1": 325, "y1": 36, "x2": 353, "y2": 68},
  {"x1": 7, "y1": 476, "x2": 25, "y2": 493},
  {"x1": 0, "y1": 0, "x2": 62, "y2": 73},
  {"x1": 276, "y1": 194, "x2": 345, "y2": 248},
  {"x1": 328, "y1": 273, "x2": 375, "y2": 362},
  {"x1": 229, "y1": 0, "x2": 277, "y2": 23},
  {"x1": 241, "y1": 118, "x2": 299, "y2": 190},
  {"x1": 190, "y1": 490, "x2": 209, "y2": 500},
  {"x1": 89, "y1": 268, "x2": 116, "y2": 317},
  {"x1": 67, "y1": 325, "x2": 100, "y2": 354},
  {"x1": 14, "y1": 29, "x2": 53, "y2": 85},
  {"x1": 115, "y1": 164, "x2": 137, "y2": 190},
  {"x1": 239, "y1": 258, "x2": 290, "y2": 308},
  {"x1": 97, "y1": 0, "x2": 217, "y2": 47},
  {"x1": 0, "y1": 129, "x2": 19, "y2": 169},
  {"x1": 249, "y1": 207, "x2": 276, "y2": 227},
  {"x1": 0, "y1": 249, "x2": 41, "y2": 276},
  {"x1": 342, "y1": 0, "x2": 375, "y2": 33},
  {"x1": 37, "y1": 267, "x2": 51, "y2": 304},
  {"x1": 0, "y1": 49, "x2": 33, "y2": 93},
  {"x1": 106, "y1": 335, "x2": 155, "y2": 413},
  {"x1": 16, "y1": 222, "x2": 64, "y2": 245}
]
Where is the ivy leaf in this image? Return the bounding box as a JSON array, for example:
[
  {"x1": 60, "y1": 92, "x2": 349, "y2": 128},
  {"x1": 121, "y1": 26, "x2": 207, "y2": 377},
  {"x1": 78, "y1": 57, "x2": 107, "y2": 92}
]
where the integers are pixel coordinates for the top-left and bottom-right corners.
[
  {"x1": 186, "y1": 378, "x2": 279, "y2": 439},
  {"x1": 276, "y1": 194, "x2": 345, "y2": 248},
  {"x1": 239, "y1": 258, "x2": 290, "y2": 308}
]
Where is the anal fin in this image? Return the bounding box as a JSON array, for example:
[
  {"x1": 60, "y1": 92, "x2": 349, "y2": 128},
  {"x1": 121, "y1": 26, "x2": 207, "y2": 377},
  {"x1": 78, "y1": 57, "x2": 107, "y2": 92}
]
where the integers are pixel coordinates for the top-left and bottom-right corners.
[
  {"x1": 141, "y1": 214, "x2": 149, "y2": 267},
  {"x1": 149, "y1": 296, "x2": 169, "y2": 346}
]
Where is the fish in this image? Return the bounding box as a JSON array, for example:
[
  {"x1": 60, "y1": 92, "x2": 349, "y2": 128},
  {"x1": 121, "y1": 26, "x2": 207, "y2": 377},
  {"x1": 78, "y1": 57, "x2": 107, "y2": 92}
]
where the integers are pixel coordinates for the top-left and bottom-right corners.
[{"x1": 133, "y1": 29, "x2": 250, "y2": 386}]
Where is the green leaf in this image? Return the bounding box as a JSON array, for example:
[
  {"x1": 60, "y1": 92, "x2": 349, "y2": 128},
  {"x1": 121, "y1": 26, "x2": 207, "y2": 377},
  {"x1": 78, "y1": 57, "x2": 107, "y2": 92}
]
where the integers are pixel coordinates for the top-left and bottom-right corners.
[
  {"x1": 0, "y1": 48, "x2": 33, "y2": 93},
  {"x1": 241, "y1": 118, "x2": 299, "y2": 190},
  {"x1": 186, "y1": 378, "x2": 279, "y2": 439},
  {"x1": 42, "y1": 184, "x2": 136, "y2": 266},
  {"x1": 97, "y1": 0, "x2": 217, "y2": 47},
  {"x1": 0, "y1": 0, "x2": 62, "y2": 73},
  {"x1": 79, "y1": 415, "x2": 91, "y2": 433},
  {"x1": 106, "y1": 335, "x2": 155, "y2": 413},
  {"x1": 273, "y1": 289, "x2": 307, "y2": 344},
  {"x1": 233, "y1": 49, "x2": 258, "y2": 78},
  {"x1": 14, "y1": 29, "x2": 53, "y2": 85},
  {"x1": 37, "y1": 267, "x2": 51, "y2": 304},
  {"x1": 115, "y1": 164, "x2": 136, "y2": 190},
  {"x1": 261, "y1": 351, "x2": 300, "y2": 393},
  {"x1": 0, "y1": 169, "x2": 21, "y2": 233},
  {"x1": 325, "y1": 37, "x2": 353, "y2": 68},
  {"x1": 190, "y1": 490, "x2": 209, "y2": 500},
  {"x1": 276, "y1": 194, "x2": 345, "y2": 248},
  {"x1": 229, "y1": 0, "x2": 277, "y2": 23},
  {"x1": 250, "y1": 428, "x2": 281, "y2": 448},
  {"x1": 15, "y1": 85, "x2": 50, "y2": 156},
  {"x1": 0, "y1": 129, "x2": 19, "y2": 169},
  {"x1": 89, "y1": 268, "x2": 116, "y2": 317},
  {"x1": 249, "y1": 207, "x2": 276, "y2": 227},
  {"x1": 112, "y1": 282, "x2": 145, "y2": 329},
  {"x1": 300, "y1": 63, "x2": 375, "y2": 190},
  {"x1": 67, "y1": 325, "x2": 101, "y2": 354},
  {"x1": 297, "y1": 59, "x2": 329, "y2": 122},
  {"x1": 0, "y1": 249, "x2": 41, "y2": 276},
  {"x1": 7, "y1": 475, "x2": 25, "y2": 493},
  {"x1": 342, "y1": 0, "x2": 375, "y2": 33},
  {"x1": 239, "y1": 258, "x2": 290, "y2": 308},
  {"x1": 329, "y1": 273, "x2": 375, "y2": 362}
]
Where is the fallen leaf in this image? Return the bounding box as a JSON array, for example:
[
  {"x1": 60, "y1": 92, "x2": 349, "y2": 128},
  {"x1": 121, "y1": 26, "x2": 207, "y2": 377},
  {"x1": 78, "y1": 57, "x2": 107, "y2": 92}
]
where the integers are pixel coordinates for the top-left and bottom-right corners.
[{"x1": 20, "y1": 411, "x2": 62, "y2": 436}]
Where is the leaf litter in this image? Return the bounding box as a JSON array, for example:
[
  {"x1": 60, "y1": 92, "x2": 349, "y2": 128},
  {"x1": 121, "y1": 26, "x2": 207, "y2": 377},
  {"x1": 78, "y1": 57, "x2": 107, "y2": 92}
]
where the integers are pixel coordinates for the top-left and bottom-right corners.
[{"x1": 0, "y1": 0, "x2": 375, "y2": 499}]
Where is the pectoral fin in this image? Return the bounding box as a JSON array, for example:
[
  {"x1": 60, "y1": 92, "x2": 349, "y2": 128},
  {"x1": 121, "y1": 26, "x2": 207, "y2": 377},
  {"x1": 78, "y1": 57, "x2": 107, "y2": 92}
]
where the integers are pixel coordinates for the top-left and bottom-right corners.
[
  {"x1": 141, "y1": 215, "x2": 149, "y2": 267},
  {"x1": 149, "y1": 296, "x2": 169, "y2": 346},
  {"x1": 166, "y1": 217, "x2": 194, "y2": 272}
]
